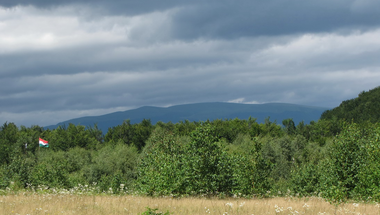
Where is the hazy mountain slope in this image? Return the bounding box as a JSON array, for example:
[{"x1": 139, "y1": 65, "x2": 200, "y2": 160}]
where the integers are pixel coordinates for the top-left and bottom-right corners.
[{"x1": 45, "y1": 102, "x2": 328, "y2": 133}]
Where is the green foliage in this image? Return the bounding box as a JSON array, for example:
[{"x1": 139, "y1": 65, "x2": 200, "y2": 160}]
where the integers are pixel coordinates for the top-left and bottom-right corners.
[
  {"x1": 83, "y1": 142, "x2": 138, "y2": 190},
  {"x1": 173, "y1": 120, "x2": 197, "y2": 136},
  {"x1": 212, "y1": 118, "x2": 250, "y2": 142},
  {"x1": 304, "y1": 122, "x2": 380, "y2": 203},
  {"x1": 96, "y1": 170, "x2": 126, "y2": 194},
  {"x1": 47, "y1": 123, "x2": 100, "y2": 151},
  {"x1": 65, "y1": 147, "x2": 92, "y2": 173},
  {"x1": 141, "y1": 207, "x2": 171, "y2": 215},
  {"x1": 0, "y1": 122, "x2": 19, "y2": 165},
  {"x1": 290, "y1": 162, "x2": 323, "y2": 196},
  {"x1": 137, "y1": 123, "x2": 269, "y2": 197},
  {"x1": 338, "y1": 123, "x2": 380, "y2": 200},
  {"x1": 30, "y1": 160, "x2": 70, "y2": 188},
  {"x1": 86, "y1": 123, "x2": 104, "y2": 143},
  {"x1": 137, "y1": 126, "x2": 188, "y2": 196},
  {"x1": 330, "y1": 123, "x2": 364, "y2": 197},
  {"x1": 282, "y1": 118, "x2": 296, "y2": 135},
  {"x1": 185, "y1": 123, "x2": 236, "y2": 195},
  {"x1": 0, "y1": 166, "x2": 9, "y2": 189},
  {"x1": 261, "y1": 136, "x2": 293, "y2": 181},
  {"x1": 105, "y1": 119, "x2": 153, "y2": 151},
  {"x1": 229, "y1": 139, "x2": 272, "y2": 195},
  {"x1": 0, "y1": 153, "x2": 34, "y2": 189},
  {"x1": 321, "y1": 86, "x2": 380, "y2": 123}
]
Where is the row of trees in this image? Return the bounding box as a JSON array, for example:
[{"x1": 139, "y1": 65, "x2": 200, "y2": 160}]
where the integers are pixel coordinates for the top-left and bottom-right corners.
[
  {"x1": 1, "y1": 115, "x2": 342, "y2": 162},
  {"x1": 0, "y1": 116, "x2": 379, "y2": 202}
]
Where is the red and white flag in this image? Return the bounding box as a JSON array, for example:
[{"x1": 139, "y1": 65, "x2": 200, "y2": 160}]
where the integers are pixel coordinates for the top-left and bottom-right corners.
[{"x1": 39, "y1": 138, "x2": 49, "y2": 148}]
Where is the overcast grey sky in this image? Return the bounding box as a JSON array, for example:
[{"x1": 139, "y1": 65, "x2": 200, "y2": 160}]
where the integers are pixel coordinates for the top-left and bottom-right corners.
[{"x1": 1, "y1": 0, "x2": 380, "y2": 127}]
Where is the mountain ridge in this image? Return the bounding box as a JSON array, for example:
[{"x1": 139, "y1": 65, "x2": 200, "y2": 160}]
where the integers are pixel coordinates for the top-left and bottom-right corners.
[{"x1": 45, "y1": 102, "x2": 329, "y2": 133}]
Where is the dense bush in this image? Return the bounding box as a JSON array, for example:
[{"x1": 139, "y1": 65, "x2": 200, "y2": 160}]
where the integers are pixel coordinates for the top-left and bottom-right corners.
[
  {"x1": 137, "y1": 123, "x2": 270, "y2": 197},
  {"x1": 83, "y1": 142, "x2": 138, "y2": 191},
  {"x1": 321, "y1": 123, "x2": 380, "y2": 201}
]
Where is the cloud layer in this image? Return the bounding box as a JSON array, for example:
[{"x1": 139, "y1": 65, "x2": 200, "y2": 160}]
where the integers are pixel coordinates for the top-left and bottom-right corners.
[{"x1": 1, "y1": 1, "x2": 380, "y2": 127}]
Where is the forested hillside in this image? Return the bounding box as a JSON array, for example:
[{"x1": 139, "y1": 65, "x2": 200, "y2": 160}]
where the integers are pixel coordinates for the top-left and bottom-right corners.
[
  {"x1": 1, "y1": 87, "x2": 380, "y2": 203},
  {"x1": 321, "y1": 86, "x2": 380, "y2": 123}
]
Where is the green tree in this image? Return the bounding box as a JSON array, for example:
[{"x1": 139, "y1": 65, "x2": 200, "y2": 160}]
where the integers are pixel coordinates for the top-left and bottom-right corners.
[
  {"x1": 138, "y1": 123, "x2": 267, "y2": 197},
  {"x1": 282, "y1": 118, "x2": 296, "y2": 135},
  {"x1": 83, "y1": 142, "x2": 138, "y2": 190},
  {"x1": 86, "y1": 123, "x2": 104, "y2": 144},
  {"x1": 0, "y1": 122, "x2": 19, "y2": 165},
  {"x1": 132, "y1": 119, "x2": 154, "y2": 151},
  {"x1": 319, "y1": 122, "x2": 380, "y2": 201}
]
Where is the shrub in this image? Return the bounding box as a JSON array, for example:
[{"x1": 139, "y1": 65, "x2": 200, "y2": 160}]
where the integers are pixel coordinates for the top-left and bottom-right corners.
[
  {"x1": 83, "y1": 142, "x2": 138, "y2": 191},
  {"x1": 137, "y1": 123, "x2": 269, "y2": 197},
  {"x1": 141, "y1": 207, "x2": 171, "y2": 215}
]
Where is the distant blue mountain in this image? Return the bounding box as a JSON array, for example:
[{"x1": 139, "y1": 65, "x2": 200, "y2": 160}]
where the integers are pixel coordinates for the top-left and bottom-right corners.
[{"x1": 45, "y1": 102, "x2": 329, "y2": 134}]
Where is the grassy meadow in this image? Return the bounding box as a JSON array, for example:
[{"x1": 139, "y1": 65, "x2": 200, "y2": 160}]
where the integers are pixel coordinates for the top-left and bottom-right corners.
[{"x1": 1, "y1": 192, "x2": 379, "y2": 215}]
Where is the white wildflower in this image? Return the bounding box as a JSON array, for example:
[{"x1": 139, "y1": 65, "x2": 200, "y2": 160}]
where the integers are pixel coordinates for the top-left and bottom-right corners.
[
  {"x1": 274, "y1": 204, "x2": 284, "y2": 213},
  {"x1": 226, "y1": 202, "x2": 233, "y2": 208}
]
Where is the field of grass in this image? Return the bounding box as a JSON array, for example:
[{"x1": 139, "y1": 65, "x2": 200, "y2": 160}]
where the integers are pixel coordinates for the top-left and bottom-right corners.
[{"x1": 1, "y1": 192, "x2": 379, "y2": 215}]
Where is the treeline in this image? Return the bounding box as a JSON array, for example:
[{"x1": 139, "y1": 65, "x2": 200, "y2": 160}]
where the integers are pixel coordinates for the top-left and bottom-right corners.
[{"x1": 0, "y1": 116, "x2": 356, "y2": 198}]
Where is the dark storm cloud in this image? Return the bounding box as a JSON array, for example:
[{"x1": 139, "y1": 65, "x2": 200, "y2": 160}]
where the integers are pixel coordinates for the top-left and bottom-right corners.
[
  {"x1": 2, "y1": 0, "x2": 380, "y2": 39},
  {"x1": 1, "y1": 0, "x2": 380, "y2": 127},
  {"x1": 171, "y1": 0, "x2": 380, "y2": 39},
  {"x1": 0, "y1": 0, "x2": 188, "y2": 15},
  {"x1": 0, "y1": 40, "x2": 240, "y2": 80}
]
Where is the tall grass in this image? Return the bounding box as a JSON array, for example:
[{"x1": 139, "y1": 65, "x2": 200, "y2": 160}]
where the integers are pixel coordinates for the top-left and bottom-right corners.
[{"x1": 1, "y1": 191, "x2": 379, "y2": 215}]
